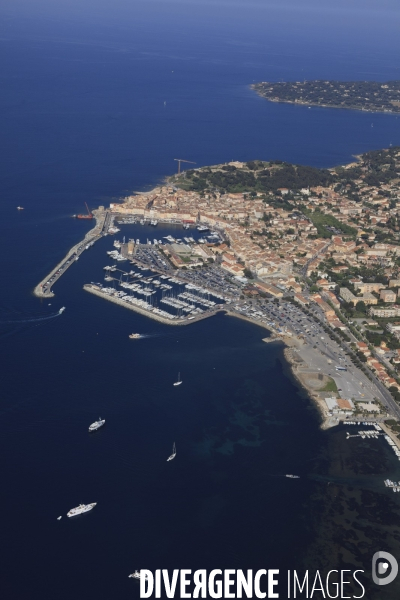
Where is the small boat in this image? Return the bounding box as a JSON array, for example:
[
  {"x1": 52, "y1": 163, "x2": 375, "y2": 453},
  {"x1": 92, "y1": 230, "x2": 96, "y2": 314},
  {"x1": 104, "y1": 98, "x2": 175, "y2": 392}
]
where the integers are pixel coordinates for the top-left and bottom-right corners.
[
  {"x1": 89, "y1": 417, "x2": 105, "y2": 432},
  {"x1": 59, "y1": 307, "x2": 66, "y2": 314},
  {"x1": 17, "y1": 206, "x2": 24, "y2": 210},
  {"x1": 285, "y1": 474, "x2": 300, "y2": 479},
  {"x1": 167, "y1": 442, "x2": 176, "y2": 462},
  {"x1": 129, "y1": 571, "x2": 149, "y2": 580},
  {"x1": 129, "y1": 333, "x2": 142, "y2": 339},
  {"x1": 173, "y1": 372, "x2": 182, "y2": 387},
  {"x1": 57, "y1": 516, "x2": 62, "y2": 520}
]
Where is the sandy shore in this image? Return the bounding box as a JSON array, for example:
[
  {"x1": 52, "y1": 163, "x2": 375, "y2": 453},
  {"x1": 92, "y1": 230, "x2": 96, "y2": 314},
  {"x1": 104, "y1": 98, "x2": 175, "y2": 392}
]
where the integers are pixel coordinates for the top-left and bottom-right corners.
[
  {"x1": 224, "y1": 311, "x2": 341, "y2": 427},
  {"x1": 283, "y1": 346, "x2": 338, "y2": 429}
]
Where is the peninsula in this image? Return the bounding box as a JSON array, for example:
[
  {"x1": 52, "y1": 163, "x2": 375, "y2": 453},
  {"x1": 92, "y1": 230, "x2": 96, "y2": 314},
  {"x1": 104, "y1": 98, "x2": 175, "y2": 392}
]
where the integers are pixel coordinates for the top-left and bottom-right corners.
[{"x1": 252, "y1": 80, "x2": 400, "y2": 113}]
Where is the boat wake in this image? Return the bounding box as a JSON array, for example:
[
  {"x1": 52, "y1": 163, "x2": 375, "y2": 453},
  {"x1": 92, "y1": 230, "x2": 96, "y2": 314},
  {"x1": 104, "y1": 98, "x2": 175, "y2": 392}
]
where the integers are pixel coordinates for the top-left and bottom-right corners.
[
  {"x1": 0, "y1": 310, "x2": 63, "y2": 325},
  {"x1": 133, "y1": 333, "x2": 162, "y2": 339},
  {"x1": 0, "y1": 309, "x2": 64, "y2": 338}
]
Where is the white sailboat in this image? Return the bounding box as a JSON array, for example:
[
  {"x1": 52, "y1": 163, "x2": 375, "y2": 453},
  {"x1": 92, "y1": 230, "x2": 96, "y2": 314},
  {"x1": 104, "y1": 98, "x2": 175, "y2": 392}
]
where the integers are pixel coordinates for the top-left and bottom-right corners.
[
  {"x1": 173, "y1": 372, "x2": 182, "y2": 386},
  {"x1": 167, "y1": 442, "x2": 176, "y2": 462}
]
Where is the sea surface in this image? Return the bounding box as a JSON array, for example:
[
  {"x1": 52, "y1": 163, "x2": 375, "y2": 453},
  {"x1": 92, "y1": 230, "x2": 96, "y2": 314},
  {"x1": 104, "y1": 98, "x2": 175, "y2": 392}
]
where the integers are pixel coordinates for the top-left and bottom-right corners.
[{"x1": 1, "y1": 2, "x2": 400, "y2": 598}]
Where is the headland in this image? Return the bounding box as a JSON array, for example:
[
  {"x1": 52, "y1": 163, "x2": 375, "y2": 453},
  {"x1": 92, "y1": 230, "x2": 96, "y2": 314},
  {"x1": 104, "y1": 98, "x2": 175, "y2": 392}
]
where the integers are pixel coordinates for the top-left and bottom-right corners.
[{"x1": 252, "y1": 79, "x2": 400, "y2": 113}]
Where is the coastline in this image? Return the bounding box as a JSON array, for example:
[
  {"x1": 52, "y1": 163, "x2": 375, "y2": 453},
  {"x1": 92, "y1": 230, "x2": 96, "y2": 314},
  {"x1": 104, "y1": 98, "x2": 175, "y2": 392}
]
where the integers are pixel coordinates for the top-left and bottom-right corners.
[
  {"x1": 81, "y1": 287, "x2": 333, "y2": 424},
  {"x1": 283, "y1": 346, "x2": 337, "y2": 429},
  {"x1": 219, "y1": 312, "x2": 339, "y2": 428},
  {"x1": 250, "y1": 85, "x2": 399, "y2": 115},
  {"x1": 380, "y1": 421, "x2": 400, "y2": 451}
]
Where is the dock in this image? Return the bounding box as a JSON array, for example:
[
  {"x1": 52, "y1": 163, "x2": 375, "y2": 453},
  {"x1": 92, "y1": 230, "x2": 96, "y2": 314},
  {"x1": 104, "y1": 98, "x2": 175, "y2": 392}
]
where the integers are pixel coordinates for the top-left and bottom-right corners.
[
  {"x1": 34, "y1": 209, "x2": 110, "y2": 298},
  {"x1": 83, "y1": 283, "x2": 224, "y2": 326}
]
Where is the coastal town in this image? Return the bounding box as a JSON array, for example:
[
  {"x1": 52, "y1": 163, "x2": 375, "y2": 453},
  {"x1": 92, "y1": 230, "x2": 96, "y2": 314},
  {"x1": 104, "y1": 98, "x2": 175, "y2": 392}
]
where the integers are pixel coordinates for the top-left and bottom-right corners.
[
  {"x1": 34, "y1": 146, "x2": 400, "y2": 442},
  {"x1": 99, "y1": 147, "x2": 400, "y2": 428}
]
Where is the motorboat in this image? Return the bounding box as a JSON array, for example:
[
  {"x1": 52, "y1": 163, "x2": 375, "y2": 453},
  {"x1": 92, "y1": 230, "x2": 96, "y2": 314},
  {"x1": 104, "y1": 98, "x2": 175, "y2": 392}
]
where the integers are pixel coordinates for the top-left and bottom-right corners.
[{"x1": 88, "y1": 418, "x2": 105, "y2": 432}]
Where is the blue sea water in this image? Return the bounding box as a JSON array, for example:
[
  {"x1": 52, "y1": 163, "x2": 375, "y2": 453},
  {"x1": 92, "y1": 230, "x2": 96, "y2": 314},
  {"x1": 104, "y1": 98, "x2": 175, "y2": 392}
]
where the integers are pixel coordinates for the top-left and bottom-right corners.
[{"x1": 1, "y1": 2, "x2": 400, "y2": 598}]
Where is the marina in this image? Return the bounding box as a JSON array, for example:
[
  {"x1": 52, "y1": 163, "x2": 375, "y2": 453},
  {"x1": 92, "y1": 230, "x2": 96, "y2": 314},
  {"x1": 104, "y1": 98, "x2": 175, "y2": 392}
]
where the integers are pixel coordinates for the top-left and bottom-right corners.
[
  {"x1": 80, "y1": 233, "x2": 231, "y2": 326},
  {"x1": 33, "y1": 214, "x2": 224, "y2": 300},
  {"x1": 83, "y1": 283, "x2": 224, "y2": 326}
]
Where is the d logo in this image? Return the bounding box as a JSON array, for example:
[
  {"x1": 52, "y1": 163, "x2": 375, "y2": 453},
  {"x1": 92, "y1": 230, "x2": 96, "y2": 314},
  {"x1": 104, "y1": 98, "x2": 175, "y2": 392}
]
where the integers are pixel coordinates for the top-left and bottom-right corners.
[{"x1": 372, "y1": 552, "x2": 398, "y2": 586}]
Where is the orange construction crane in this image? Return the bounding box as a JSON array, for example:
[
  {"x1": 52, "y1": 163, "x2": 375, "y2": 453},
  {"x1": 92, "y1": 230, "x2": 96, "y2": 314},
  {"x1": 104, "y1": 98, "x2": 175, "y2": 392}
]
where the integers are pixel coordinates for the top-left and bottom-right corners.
[{"x1": 174, "y1": 158, "x2": 196, "y2": 175}]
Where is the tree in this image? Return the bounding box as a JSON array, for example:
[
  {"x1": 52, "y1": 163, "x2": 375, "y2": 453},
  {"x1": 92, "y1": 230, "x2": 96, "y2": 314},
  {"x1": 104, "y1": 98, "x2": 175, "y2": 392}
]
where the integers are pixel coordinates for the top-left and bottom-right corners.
[
  {"x1": 356, "y1": 301, "x2": 366, "y2": 314},
  {"x1": 243, "y1": 268, "x2": 253, "y2": 279}
]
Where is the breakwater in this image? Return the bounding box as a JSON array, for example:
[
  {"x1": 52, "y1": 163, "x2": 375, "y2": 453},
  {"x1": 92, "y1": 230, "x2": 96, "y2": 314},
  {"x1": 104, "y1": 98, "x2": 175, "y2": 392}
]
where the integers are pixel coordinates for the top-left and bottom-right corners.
[
  {"x1": 34, "y1": 209, "x2": 109, "y2": 298},
  {"x1": 83, "y1": 283, "x2": 223, "y2": 326}
]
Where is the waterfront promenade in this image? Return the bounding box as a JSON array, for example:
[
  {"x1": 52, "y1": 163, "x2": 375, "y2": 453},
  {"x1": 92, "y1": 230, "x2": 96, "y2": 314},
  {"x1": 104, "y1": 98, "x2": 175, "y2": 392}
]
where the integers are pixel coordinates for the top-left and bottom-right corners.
[{"x1": 33, "y1": 209, "x2": 109, "y2": 298}]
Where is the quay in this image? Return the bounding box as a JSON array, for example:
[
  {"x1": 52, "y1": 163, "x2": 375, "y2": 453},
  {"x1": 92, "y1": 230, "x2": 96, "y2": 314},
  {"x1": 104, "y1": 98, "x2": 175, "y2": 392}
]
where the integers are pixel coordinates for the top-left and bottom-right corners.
[
  {"x1": 83, "y1": 283, "x2": 224, "y2": 326},
  {"x1": 34, "y1": 209, "x2": 110, "y2": 298}
]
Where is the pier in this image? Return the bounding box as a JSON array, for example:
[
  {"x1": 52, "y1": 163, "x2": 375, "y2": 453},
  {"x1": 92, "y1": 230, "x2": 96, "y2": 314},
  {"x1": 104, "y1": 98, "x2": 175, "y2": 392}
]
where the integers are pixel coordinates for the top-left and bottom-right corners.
[
  {"x1": 83, "y1": 283, "x2": 224, "y2": 326},
  {"x1": 34, "y1": 209, "x2": 109, "y2": 298}
]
